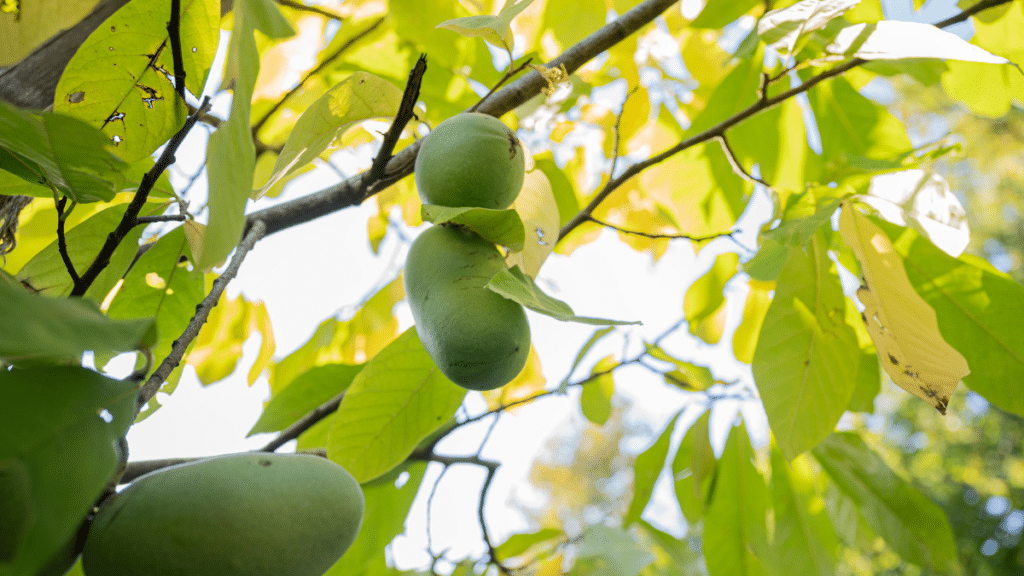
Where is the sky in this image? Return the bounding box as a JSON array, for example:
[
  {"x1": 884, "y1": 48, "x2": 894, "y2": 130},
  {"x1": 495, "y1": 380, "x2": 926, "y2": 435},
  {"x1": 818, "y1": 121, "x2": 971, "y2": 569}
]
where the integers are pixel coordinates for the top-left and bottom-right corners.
[{"x1": 108, "y1": 0, "x2": 980, "y2": 570}]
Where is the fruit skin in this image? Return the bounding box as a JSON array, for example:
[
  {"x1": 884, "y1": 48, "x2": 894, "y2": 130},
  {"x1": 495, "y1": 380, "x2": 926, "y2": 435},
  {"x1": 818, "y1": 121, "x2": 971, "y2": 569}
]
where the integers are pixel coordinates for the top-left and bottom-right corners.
[
  {"x1": 81, "y1": 453, "x2": 364, "y2": 576},
  {"x1": 414, "y1": 113, "x2": 526, "y2": 209},
  {"x1": 405, "y1": 225, "x2": 530, "y2": 391}
]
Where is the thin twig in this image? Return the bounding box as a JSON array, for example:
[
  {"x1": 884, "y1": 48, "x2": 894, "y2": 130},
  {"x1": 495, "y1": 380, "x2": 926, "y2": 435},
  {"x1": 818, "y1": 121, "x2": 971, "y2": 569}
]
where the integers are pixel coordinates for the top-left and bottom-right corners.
[
  {"x1": 362, "y1": 54, "x2": 428, "y2": 196},
  {"x1": 55, "y1": 196, "x2": 79, "y2": 285},
  {"x1": 716, "y1": 134, "x2": 770, "y2": 188},
  {"x1": 608, "y1": 86, "x2": 639, "y2": 180},
  {"x1": 479, "y1": 465, "x2": 511, "y2": 575},
  {"x1": 275, "y1": 0, "x2": 345, "y2": 20},
  {"x1": 585, "y1": 216, "x2": 735, "y2": 242},
  {"x1": 71, "y1": 97, "x2": 212, "y2": 297},
  {"x1": 251, "y1": 16, "x2": 386, "y2": 136},
  {"x1": 136, "y1": 219, "x2": 266, "y2": 414},
  {"x1": 469, "y1": 57, "x2": 534, "y2": 113},
  {"x1": 260, "y1": 389, "x2": 347, "y2": 452},
  {"x1": 167, "y1": 0, "x2": 186, "y2": 101},
  {"x1": 136, "y1": 214, "x2": 188, "y2": 224}
]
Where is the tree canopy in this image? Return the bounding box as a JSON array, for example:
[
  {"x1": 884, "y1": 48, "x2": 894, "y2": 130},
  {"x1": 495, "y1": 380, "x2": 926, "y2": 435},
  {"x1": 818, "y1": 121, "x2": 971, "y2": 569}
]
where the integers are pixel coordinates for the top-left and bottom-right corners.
[{"x1": 2, "y1": 0, "x2": 1024, "y2": 575}]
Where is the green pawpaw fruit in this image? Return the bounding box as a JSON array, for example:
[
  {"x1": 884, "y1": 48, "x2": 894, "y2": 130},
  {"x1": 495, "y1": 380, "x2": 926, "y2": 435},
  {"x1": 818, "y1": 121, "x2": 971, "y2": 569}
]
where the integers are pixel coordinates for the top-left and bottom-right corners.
[
  {"x1": 414, "y1": 113, "x2": 526, "y2": 209},
  {"x1": 82, "y1": 453, "x2": 364, "y2": 576},
  {"x1": 405, "y1": 225, "x2": 530, "y2": 391}
]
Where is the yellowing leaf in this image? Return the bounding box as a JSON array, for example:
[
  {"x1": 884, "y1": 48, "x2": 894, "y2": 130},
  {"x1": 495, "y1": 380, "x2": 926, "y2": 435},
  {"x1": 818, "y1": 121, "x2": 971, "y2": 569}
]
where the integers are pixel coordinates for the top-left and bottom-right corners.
[
  {"x1": 437, "y1": 0, "x2": 537, "y2": 52},
  {"x1": 683, "y1": 252, "x2": 739, "y2": 344},
  {"x1": 506, "y1": 169, "x2": 560, "y2": 278},
  {"x1": 187, "y1": 294, "x2": 276, "y2": 386},
  {"x1": 838, "y1": 202, "x2": 969, "y2": 413},
  {"x1": 256, "y1": 72, "x2": 404, "y2": 197}
]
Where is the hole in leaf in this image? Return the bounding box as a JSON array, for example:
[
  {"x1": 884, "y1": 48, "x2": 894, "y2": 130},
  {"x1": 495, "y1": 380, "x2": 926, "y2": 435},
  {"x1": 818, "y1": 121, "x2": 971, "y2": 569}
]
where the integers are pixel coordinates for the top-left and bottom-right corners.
[{"x1": 68, "y1": 91, "x2": 85, "y2": 104}]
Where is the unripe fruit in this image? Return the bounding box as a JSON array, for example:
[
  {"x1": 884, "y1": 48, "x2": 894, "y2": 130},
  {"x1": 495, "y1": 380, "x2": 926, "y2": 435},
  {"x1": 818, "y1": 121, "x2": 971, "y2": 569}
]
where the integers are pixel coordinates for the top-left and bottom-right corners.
[
  {"x1": 405, "y1": 225, "x2": 530, "y2": 390},
  {"x1": 414, "y1": 113, "x2": 526, "y2": 209},
  {"x1": 82, "y1": 453, "x2": 364, "y2": 576}
]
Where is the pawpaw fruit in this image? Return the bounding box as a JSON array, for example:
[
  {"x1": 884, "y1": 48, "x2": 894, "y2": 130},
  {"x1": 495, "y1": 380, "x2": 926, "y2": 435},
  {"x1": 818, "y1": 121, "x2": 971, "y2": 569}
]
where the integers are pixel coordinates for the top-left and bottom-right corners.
[
  {"x1": 414, "y1": 113, "x2": 526, "y2": 209},
  {"x1": 405, "y1": 225, "x2": 530, "y2": 390},
  {"x1": 82, "y1": 453, "x2": 364, "y2": 576}
]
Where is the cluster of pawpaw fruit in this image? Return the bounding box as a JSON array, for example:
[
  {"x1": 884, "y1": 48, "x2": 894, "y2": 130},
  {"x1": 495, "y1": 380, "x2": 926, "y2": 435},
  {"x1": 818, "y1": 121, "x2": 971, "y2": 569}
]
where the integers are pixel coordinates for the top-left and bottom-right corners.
[
  {"x1": 82, "y1": 453, "x2": 364, "y2": 576},
  {"x1": 407, "y1": 113, "x2": 531, "y2": 391}
]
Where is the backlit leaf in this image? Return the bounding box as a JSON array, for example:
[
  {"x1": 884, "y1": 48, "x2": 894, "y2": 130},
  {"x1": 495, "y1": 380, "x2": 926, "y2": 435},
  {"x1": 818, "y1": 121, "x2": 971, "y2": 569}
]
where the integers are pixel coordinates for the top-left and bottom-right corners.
[
  {"x1": 420, "y1": 205, "x2": 525, "y2": 250},
  {"x1": 624, "y1": 408, "x2": 683, "y2": 526},
  {"x1": 506, "y1": 169, "x2": 560, "y2": 278},
  {"x1": 487, "y1": 267, "x2": 639, "y2": 325},
  {"x1": 684, "y1": 252, "x2": 738, "y2": 344},
  {"x1": 579, "y1": 355, "x2": 615, "y2": 426},
  {"x1": 327, "y1": 328, "x2": 466, "y2": 483},
  {"x1": 839, "y1": 203, "x2": 969, "y2": 414},
  {"x1": 248, "y1": 363, "x2": 363, "y2": 436},
  {"x1": 673, "y1": 410, "x2": 715, "y2": 524},
  {"x1": 828, "y1": 21, "x2": 1012, "y2": 64}
]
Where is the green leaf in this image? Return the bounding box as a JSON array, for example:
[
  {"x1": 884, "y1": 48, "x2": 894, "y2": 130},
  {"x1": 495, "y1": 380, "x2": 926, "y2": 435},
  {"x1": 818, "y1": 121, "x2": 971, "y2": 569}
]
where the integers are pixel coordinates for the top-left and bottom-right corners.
[
  {"x1": 742, "y1": 238, "x2": 788, "y2": 281},
  {"x1": 580, "y1": 355, "x2": 615, "y2": 426},
  {"x1": 558, "y1": 326, "x2": 615, "y2": 392},
  {"x1": 495, "y1": 528, "x2": 563, "y2": 561},
  {"x1": 0, "y1": 101, "x2": 127, "y2": 202},
  {"x1": 201, "y1": 0, "x2": 259, "y2": 272},
  {"x1": 256, "y1": 72, "x2": 404, "y2": 197},
  {"x1": 102, "y1": 227, "x2": 205, "y2": 375},
  {"x1": 420, "y1": 205, "x2": 526, "y2": 250},
  {"x1": 436, "y1": 0, "x2": 535, "y2": 51},
  {"x1": 535, "y1": 153, "x2": 579, "y2": 228},
  {"x1": 828, "y1": 21, "x2": 1012, "y2": 64},
  {"x1": 810, "y1": 76, "x2": 913, "y2": 180},
  {"x1": 624, "y1": 409, "x2": 683, "y2": 526},
  {"x1": 322, "y1": 462, "x2": 427, "y2": 576},
  {"x1": 672, "y1": 410, "x2": 715, "y2": 525},
  {"x1": 15, "y1": 203, "x2": 145, "y2": 301},
  {"x1": 873, "y1": 217, "x2": 1024, "y2": 418},
  {"x1": 327, "y1": 328, "x2": 466, "y2": 483},
  {"x1": 752, "y1": 238, "x2": 860, "y2": 460},
  {"x1": 770, "y1": 448, "x2": 839, "y2": 576},
  {"x1": 248, "y1": 363, "x2": 363, "y2": 436},
  {"x1": 813, "y1": 432, "x2": 962, "y2": 574},
  {"x1": 0, "y1": 366, "x2": 135, "y2": 576},
  {"x1": 690, "y1": 0, "x2": 760, "y2": 28},
  {"x1": 52, "y1": 0, "x2": 218, "y2": 162},
  {"x1": 574, "y1": 525, "x2": 655, "y2": 576},
  {"x1": 0, "y1": 272, "x2": 153, "y2": 363},
  {"x1": 704, "y1": 422, "x2": 771, "y2": 576},
  {"x1": 487, "y1": 267, "x2": 640, "y2": 325},
  {"x1": 683, "y1": 252, "x2": 738, "y2": 344},
  {"x1": 732, "y1": 280, "x2": 772, "y2": 364},
  {"x1": 542, "y1": 0, "x2": 605, "y2": 53},
  {"x1": 644, "y1": 343, "x2": 714, "y2": 391}
]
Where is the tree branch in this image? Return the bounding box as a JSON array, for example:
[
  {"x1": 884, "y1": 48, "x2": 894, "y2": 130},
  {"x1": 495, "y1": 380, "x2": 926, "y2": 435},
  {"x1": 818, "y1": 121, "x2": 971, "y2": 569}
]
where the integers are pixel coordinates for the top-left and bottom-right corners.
[
  {"x1": 243, "y1": 0, "x2": 681, "y2": 239},
  {"x1": 71, "y1": 97, "x2": 211, "y2": 297},
  {"x1": 55, "y1": 196, "x2": 80, "y2": 285},
  {"x1": 555, "y1": 0, "x2": 1014, "y2": 241},
  {"x1": 167, "y1": 0, "x2": 187, "y2": 101},
  {"x1": 136, "y1": 218, "x2": 266, "y2": 414},
  {"x1": 275, "y1": 0, "x2": 345, "y2": 21},
  {"x1": 585, "y1": 216, "x2": 735, "y2": 242},
  {"x1": 260, "y1": 389, "x2": 346, "y2": 452},
  {"x1": 362, "y1": 54, "x2": 427, "y2": 194}
]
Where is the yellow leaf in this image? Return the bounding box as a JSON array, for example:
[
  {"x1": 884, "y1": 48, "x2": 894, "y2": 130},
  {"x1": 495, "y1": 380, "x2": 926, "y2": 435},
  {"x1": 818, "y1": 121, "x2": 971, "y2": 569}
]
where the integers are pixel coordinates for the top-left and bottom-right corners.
[
  {"x1": 187, "y1": 294, "x2": 276, "y2": 386},
  {"x1": 838, "y1": 202, "x2": 969, "y2": 413},
  {"x1": 506, "y1": 170, "x2": 560, "y2": 277}
]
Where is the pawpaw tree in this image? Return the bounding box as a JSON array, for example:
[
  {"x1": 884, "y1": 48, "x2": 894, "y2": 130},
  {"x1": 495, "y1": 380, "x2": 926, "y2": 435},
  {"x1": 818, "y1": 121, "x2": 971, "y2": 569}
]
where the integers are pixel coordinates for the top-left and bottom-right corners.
[{"x1": 2, "y1": 0, "x2": 1024, "y2": 575}]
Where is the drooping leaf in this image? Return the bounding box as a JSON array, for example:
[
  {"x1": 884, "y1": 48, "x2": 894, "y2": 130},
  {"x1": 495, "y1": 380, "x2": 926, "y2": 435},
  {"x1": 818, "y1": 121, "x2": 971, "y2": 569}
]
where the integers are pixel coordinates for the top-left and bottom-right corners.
[
  {"x1": 839, "y1": 203, "x2": 969, "y2": 414},
  {"x1": 752, "y1": 237, "x2": 860, "y2": 459},
  {"x1": 248, "y1": 363, "x2": 363, "y2": 436},
  {"x1": 0, "y1": 366, "x2": 135, "y2": 576},
  {"x1": 0, "y1": 271, "x2": 154, "y2": 363},
  {"x1": 495, "y1": 528, "x2": 563, "y2": 562},
  {"x1": 644, "y1": 343, "x2": 714, "y2": 391},
  {"x1": 828, "y1": 21, "x2": 1012, "y2": 64},
  {"x1": 732, "y1": 279, "x2": 773, "y2": 364},
  {"x1": 0, "y1": 101, "x2": 127, "y2": 202},
  {"x1": 200, "y1": 0, "x2": 259, "y2": 272},
  {"x1": 770, "y1": 448, "x2": 840, "y2": 576},
  {"x1": 704, "y1": 422, "x2": 771, "y2": 576},
  {"x1": 327, "y1": 328, "x2": 466, "y2": 483},
  {"x1": 420, "y1": 205, "x2": 525, "y2": 250},
  {"x1": 813, "y1": 432, "x2": 962, "y2": 574},
  {"x1": 580, "y1": 355, "x2": 616, "y2": 426},
  {"x1": 683, "y1": 252, "x2": 738, "y2": 344},
  {"x1": 52, "y1": 0, "x2": 218, "y2": 162},
  {"x1": 487, "y1": 267, "x2": 640, "y2": 325},
  {"x1": 624, "y1": 409, "x2": 683, "y2": 526},
  {"x1": 257, "y1": 72, "x2": 404, "y2": 197},
  {"x1": 558, "y1": 326, "x2": 615, "y2": 392},
  {"x1": 506, "y1": 169, "x2": 560, "y2": 278},
  {"x1": 673, "y1": 410, "x2": 715, "y2": 524}
]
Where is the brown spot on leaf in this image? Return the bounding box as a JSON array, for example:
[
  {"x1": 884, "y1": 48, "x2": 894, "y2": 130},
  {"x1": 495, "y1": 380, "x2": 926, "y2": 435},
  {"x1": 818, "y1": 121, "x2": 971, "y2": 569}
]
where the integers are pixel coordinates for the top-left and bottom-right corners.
[{"x1": 68, "y1": 91, "x2": 85, "y2": 104}]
